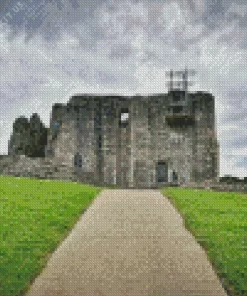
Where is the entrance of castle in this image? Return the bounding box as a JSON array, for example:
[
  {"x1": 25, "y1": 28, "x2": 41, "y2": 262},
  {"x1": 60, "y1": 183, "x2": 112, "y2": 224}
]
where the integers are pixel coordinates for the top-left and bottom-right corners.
[{"x1": 157, "y1": 161, "x2": 168, "y2": 183}]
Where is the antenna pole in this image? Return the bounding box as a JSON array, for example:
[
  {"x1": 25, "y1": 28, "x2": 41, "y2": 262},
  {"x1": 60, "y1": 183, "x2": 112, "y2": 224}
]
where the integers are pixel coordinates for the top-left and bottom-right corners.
[
  {"x1": 184, "y1": 67, "x2": 188, "y2": 113},
  {"x1": 170, "y1": 70, "x2": 173, "y2": 91}
]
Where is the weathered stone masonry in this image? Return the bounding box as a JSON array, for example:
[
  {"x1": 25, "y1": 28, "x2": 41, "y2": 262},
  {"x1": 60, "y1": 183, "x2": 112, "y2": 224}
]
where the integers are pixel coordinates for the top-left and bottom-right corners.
[
  {"x1": 0, "y1": 91, "x2": 219, "y2": 188},
  {"x1": 47, "y1": 91, "x2": 219, "y2": 187}
]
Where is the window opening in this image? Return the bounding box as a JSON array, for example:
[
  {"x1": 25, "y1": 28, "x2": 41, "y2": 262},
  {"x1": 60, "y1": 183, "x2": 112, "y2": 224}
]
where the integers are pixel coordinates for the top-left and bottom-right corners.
[
  {"x1": 172, "y1": 171, "x2": 178, "y2": 182},
  {"x1": 172, "y1": 106, "x2": 183, "y2": 114},
  {"x1": 157, "y1": 161, "x2": 168, "y2": 183},
  {"x1": 74, "y1": 153, "x2": 82, "y2": 168},
  {"x1": 119, "y1": 108, "x2": 129, "y2": 127}
]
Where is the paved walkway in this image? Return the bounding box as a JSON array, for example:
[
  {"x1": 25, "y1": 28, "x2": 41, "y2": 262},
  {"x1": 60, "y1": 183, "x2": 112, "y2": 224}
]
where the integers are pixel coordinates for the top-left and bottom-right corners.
[{"x1": 25, "y1": 190, "x2": 227, "y2": 296}]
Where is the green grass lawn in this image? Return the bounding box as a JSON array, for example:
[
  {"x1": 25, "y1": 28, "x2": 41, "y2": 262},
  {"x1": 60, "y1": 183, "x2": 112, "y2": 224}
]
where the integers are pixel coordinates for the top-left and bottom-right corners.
[
  {"x1": 0, "y1": 175, "x2": 102, "y2": 296},
  {"x1": 161, "y1": 187, "x2": 247, "y2": 296}
]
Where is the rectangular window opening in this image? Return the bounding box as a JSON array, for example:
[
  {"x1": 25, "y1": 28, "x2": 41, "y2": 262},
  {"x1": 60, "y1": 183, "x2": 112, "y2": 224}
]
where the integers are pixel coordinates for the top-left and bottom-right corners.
[
  {"x1": 98, "y1": 135, "x2": 102, "y2": 149},
  {"x1": 119, "y1": 108, "x2": 129, "y2": 127},
  {"x1": 173, "y1": 106, "x2": 184, "y2": 114},
  {"x1": 74, "y1": 153, "x2": 83, "y2": 168},
  {"x1": 157, "y1": 161, "x2": 168, "y2": 183}
]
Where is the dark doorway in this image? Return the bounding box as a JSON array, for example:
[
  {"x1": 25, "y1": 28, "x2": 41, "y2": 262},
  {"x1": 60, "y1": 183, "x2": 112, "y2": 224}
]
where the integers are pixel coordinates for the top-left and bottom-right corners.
[
  {"x1": 74, "y1": 153, "x2": 82, "y2": 168},
  {"x1": 172, "y1": 170, "x2": 178, "y2": 182},
  {"x1": 157, "y1": 161, "x2": 168, "y2": 183}
]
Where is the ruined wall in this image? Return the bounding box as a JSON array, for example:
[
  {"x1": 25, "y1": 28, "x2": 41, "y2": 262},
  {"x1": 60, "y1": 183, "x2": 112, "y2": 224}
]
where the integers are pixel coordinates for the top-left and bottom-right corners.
[
  {"x1": 45, "y1": 97, "x2": 98, "y2": 184},
  {"x1": 97, "y1": 93, "x2": 200, "y2": 188},
  {"x1": 94, "y1": 96, "x2": 133, "y2": 187},
  {"x1": 148, "y1": 94, "x2": 194, "y2": 186},
  {"x1": 131, "y1": 97, "x2": 153, "y2": 188},
  {"x1": 8, "y1": 114, "x2": 47, "y2": 158},
  {"x1": 2, "y1": 92, "x2": 219, "y2": 187},
  {"x1": 72, "y1": 96, "x2": 97, "y2": 184},
  {"x1": 45, "y1": 103, "x2": 75, "y2": 166},
  {"x1": 190, "y1": 92, "x2": 219, "y2": 183},
  {"x1": 99, "y1": 97, "x2": 118, "y2": 186},
  {"x1": 0, "y1": 155, "x2": 77, "y2": 181},
  {"x1": 128, "y1": 92, "x2": 218, "y2": 187},
  {"x1": 8, "y1": 116, "x2": 30, "y2": 156}
]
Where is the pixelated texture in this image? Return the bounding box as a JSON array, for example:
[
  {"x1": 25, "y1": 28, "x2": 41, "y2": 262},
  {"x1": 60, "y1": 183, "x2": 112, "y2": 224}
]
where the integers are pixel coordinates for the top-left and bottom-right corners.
[
  {"x1": 8, "y1": 113, "x2": 48, "y2": 157},
  {"x1": 1, "y1": 92, "x2": 219, "y2": 188},
  {"x1": 0, "y1": 1, "x2": 246, "y2": 295},
  {"x1": 25, "y1": 190, "x2": 228, "y2": 296}
]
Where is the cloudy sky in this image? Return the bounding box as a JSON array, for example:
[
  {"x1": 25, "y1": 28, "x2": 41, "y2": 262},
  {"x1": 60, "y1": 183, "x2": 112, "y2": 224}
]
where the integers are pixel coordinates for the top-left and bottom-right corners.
[{"x1": 0, "y1": 0, "x2": 247, "y2": 177}]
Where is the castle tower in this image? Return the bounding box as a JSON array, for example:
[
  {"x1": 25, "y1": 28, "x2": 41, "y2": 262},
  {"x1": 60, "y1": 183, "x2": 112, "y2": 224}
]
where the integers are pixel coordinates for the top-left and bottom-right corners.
[{"x1": 45, "y1": 89, "x2": 219, "y2": 188}]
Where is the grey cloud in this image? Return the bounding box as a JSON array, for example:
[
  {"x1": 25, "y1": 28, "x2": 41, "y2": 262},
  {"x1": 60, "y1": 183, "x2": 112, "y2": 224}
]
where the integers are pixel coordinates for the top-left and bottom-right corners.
[
  {"x1": 0, "y1": 0, "x2": 247, "y2": 177},
  {"x1": 205, "y1": 0, "x2": 225, "y2": 16},
  {"x1": 0, "y1": 0, "x2": 103, "y2": 41},
  {"x1": 110, "y1": 44, "x2": 133, "y2": 59},
  {"x1": 95, "y1": 70, "x2": 136, "y2": 86},
  {"x1": 219, "y1": 112, "x2": 247, "y2": 124},
  {"x1": 225, "y1": 136, "x2": 247, "y2": 149},
  {"x1": 235, "y1": 156, "x2": 247, "y2": 168},
  {"x1": 2, "y1": 0, "x2": 246, "y2": 54}
]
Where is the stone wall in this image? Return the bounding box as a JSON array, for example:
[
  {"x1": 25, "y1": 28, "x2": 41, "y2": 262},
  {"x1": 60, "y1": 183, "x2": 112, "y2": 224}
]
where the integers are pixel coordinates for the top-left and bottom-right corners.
[
  {"x1": 44, "y1": 92, "x2": 219, "y2": 188},
  {"x1": 149, "y1": 94, "x2": 193, "y2": 186},
  {"x1": 1, "y1": 154, "x2": 246, "y2": 193},
  {"x1": 8, "y1": 114, "x2": 47, "y2": 157},
  {"x1": 0, "y1": 155, "x2": 78, "y2": 182},
  {"x1": 190, "y1": 93, "x2": 219, "y2": 182},
  {"x1": 2, "y1": 91, "x2": 219, "y2": 188},
  {"x1": 46, "y1": 97, "x2": 100, "y2": 184},
  {"x1": 99, "y1": 97, "x2": 118, "y2": 186}
]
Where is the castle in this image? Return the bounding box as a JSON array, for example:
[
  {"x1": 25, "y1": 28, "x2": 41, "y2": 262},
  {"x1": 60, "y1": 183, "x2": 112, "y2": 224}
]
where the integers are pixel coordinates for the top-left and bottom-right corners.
[{"x1": 0, "y1": 88, "x2": 219, "y2": 188}]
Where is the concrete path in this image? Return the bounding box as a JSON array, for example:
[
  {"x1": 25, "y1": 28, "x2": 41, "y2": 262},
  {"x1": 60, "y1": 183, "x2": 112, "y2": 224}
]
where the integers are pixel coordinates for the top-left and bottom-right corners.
[{"x1": 25, "y1": 190, "x2": 227, "y2": 296}]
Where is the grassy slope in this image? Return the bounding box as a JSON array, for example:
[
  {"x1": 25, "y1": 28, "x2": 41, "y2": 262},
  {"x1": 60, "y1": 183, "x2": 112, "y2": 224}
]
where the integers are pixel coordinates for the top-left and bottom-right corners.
[
  {"x1": 161, "y1": 187, "x2": 247, "y2": 296},
  {"x1": 0, "y1": 175, "x2": 102, "y2": 296}
]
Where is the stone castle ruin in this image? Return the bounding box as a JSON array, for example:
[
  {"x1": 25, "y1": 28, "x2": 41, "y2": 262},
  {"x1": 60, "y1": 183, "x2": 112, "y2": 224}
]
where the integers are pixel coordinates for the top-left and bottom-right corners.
[
  {"x1": 8, "y1": 113, "x2": 48, "y2": 157},
  {"x1": 0, "y1": 70, "x2": 219, "y2": 188}
]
